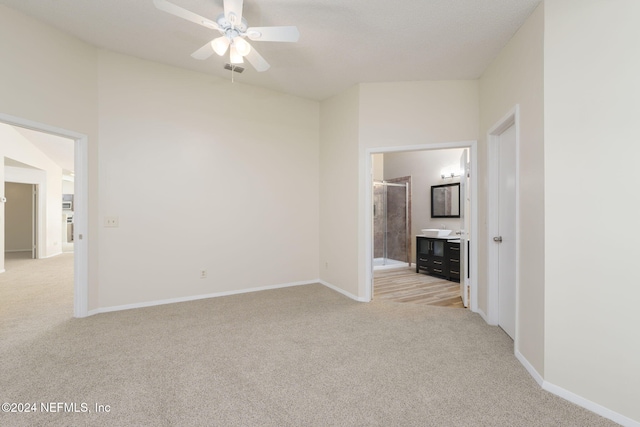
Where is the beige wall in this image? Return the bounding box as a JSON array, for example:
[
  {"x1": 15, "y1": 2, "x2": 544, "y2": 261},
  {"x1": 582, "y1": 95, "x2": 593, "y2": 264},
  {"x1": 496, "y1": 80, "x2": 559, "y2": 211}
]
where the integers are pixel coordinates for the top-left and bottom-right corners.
[
  {"x1": 62, "y1": 180, "x2": 74, "y2": 195},
  {"x1": 544, "y1": 0, "x2": 640, "y2": 422},
  {"x1": 359, "y1": 81, "x2": 480, "y2": 147},
  {"x1": 0, "y1": 5, "x2": 99, "y2": 307},
  {"x1": 372, "y1": 153, "x2": 384, "y2": 181},
  {"x1": 319, "y1": 85, "x2": 361, "y2": 298},
  {"x1": 479, "y1": 3, "x2": 545, "y2": 375},
  {"x1": 4, "y1": 183, "x2": 32, "y2": 251},
  {"x1": 97, "y1": 51, "x2": 320, "y2": 308}
]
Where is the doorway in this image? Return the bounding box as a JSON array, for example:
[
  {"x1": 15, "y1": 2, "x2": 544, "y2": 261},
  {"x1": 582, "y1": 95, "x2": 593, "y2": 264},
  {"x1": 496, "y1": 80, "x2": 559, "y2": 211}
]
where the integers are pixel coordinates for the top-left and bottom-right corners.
[
  {"x1": 0, "y1": 113, "x2": 89, "y2": 318},
  {"x1": 487, "y1": 106, "x2": 520, "y2": 341},
  {"x1": 4, "y1": 182, "x2": 36, "y2": 258},
  {"x1": 365, "y1": 141, "x2": 478, "y2": 311}
]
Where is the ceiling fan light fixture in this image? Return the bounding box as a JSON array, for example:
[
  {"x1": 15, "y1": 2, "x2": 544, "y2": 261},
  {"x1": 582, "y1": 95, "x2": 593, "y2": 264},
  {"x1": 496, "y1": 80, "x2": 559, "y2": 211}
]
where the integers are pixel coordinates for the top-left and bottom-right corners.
[
  {"x1": 154, "y1": 0, "x2": 300, "y2": 74},
  {"x1": 229, "y1": 45, "x2": 244, "y2": 64},
  {"x1": 212, "y1": 36, "x2": 230, "y2": 56},
  {"x1": 233, "y1": 37, "x2": 251, "y2": 56}
]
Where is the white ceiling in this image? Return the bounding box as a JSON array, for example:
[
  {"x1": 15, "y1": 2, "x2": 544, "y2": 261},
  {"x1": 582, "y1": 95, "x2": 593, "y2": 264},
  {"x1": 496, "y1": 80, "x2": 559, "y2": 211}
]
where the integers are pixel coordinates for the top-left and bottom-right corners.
[
  {"x1": 0, "y1": 0, "x2": 541, "y2": 101},
  {"x1": 1, "y1": 123, "x2": 75, "y2": 175}
]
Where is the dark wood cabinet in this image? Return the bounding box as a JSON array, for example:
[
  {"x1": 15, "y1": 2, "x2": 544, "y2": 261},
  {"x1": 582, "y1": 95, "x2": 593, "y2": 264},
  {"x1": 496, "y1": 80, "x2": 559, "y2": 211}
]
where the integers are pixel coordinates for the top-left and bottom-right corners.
[
  {"x1": 446, "y1": 241, "x2": 461, "y2": 281},
  {"x1": 416, "y1": 236, "x2": 460, "y2": 282}
]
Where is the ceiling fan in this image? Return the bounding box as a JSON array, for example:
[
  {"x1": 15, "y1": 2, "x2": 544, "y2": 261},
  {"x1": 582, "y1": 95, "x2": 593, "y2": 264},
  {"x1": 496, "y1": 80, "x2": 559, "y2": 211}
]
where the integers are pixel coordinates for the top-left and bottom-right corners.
[{"x1": 153, "y1": 0, "x2": 300, "y2": 72}]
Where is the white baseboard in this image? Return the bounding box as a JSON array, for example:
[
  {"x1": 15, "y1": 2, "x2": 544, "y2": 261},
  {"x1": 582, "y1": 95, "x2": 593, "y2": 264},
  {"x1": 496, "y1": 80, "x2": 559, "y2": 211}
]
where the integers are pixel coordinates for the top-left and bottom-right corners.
[
  {"x1": 542, "y1": 381, "x2": 639, "y2": 427},
  {"x1": 89, "y1": 279, "x2": 369, "y2": 317},
  {"x1": 318, "y1": 280, "x2": 368, "y2": 302},
  {"x1": 5, "y1": 249, "x2": 32, "y2": 253},
  {"x1": 476, "y1": 307, "x2": 489, "y2": 323},
  {"x1": 514, "y1": 349, "x2": 544, "y2": 386},
  {"x1": 41, "y1": 251, "x2": 63, "y2": 259},
  {"x1": 90, "y1": 279, "x2": 318, "y2": 315},
  {"x1": 515, "y1": 350, "x2": 639, "y2": 427}
]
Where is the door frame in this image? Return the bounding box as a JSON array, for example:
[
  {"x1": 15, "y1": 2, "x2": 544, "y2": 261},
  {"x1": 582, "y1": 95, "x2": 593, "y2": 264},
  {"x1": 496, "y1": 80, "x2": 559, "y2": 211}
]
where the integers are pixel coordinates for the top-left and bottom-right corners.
[
  {"x1": 365, "y1": 140, "x2": 479, "y2": 312},
  {"x1": 487, "y1": 105, "x2": 520, "y2": 341},
  {"x1": 4, "y1": 179, "x2": 42, "y2": 258},
  {"x1": 32, "y1": 184, "x2": 37, "y2": 259},
  {"x1": 0, "y1": 113, "x2": 89, "y2": 318}
]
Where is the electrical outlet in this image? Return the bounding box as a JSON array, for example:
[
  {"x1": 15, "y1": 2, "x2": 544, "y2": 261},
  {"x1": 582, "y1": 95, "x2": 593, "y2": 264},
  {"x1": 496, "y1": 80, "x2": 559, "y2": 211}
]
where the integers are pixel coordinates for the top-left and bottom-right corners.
[
  {"x1": 104, "y1": 216, "x2": 119, "y2": 227},
  {"x1": 200, "y1": 270, "x2": 207, "y2": 279}
]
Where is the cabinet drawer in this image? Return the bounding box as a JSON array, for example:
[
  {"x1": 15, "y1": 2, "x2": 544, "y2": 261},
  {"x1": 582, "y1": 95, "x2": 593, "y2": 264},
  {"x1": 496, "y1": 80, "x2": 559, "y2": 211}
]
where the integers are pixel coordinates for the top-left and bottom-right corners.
[
  {"x1": 431, "y1": 258, "x2": 445, "y2": 268},
  {"x1": 447, "y1": 243, "x2": 460, "y2": 253},
  {"x1": 430, "y1": 266, "x2": 446, "y2": 276},
  {"x1": 417, "y1": 256, "x2": 430, "y2": 267}
]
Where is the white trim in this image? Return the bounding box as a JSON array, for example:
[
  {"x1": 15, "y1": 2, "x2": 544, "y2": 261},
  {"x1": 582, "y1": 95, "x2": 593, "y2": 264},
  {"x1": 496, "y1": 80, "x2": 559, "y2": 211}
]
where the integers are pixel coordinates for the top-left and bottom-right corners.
[
  {"x1": 515, "y1": 349, "x2": 543, "y2": 386},
  {"x1": 73, "y1": 134, "x2": 89, "y2": 318},
  {"x1": 487, "y1": 106, "x2": 520, "y2": 334},
  {"x1": 364, "y1": 141, "x2": 479, "y2": 313},
  {"x1": 469, "y1": 142, "x2": 478, "y2": 313},
  {"x1": 40, "y1": 251, "x2": 64, "y2": 259},
  {"x1": 90, "y1": 279, "x2": 319, "y2": 315},
  {"x1": 319, "y1": 279, "x2": 369, "y2": 302},
  {"x1": 4, "y1": 249, "x2": 33, "y2": 253},
  {"x1": 364, "y1": 153, "x2": 374, "y2": 302},
  {"x1": 542, "y1": 382, "x2": 640, "y2": 427},
  {"x1": 0, "y1": 113, "x2": 89, "y2": 318},
  {"x1": 476, "y1": 308, "x2": 489, "y2": 324},
  {"x1": 370, "y1": 141, "x2": 476, "y2": 152},
  {"x1": 513, "y1": 349, "x2": 638, "y2": 426}
]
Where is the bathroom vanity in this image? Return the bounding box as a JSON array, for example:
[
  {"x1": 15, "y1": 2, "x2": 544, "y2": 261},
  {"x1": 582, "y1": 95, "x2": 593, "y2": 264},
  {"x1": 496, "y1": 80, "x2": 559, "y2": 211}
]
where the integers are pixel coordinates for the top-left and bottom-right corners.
[{"x1": 416, "y1": 235, "x2": 460, "y2": 282}]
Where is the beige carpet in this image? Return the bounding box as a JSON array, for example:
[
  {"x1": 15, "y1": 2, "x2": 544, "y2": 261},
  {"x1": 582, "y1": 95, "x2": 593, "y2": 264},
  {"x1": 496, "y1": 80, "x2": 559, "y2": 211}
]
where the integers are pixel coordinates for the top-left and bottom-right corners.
[{"x1": 0, "y1": 252, "x2": 615, "y2": 426}]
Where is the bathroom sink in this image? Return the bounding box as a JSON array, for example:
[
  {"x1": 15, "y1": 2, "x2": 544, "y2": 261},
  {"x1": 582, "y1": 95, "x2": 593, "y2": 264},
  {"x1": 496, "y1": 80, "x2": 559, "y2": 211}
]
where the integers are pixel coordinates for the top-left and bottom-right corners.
[{"x1": 421, "y1": 229, "x2": 453, "y2": 238}]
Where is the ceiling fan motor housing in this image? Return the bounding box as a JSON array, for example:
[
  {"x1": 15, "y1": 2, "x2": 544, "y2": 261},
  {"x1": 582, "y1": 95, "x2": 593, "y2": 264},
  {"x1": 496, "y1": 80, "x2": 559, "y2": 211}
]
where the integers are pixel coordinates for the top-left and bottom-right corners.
[{"x1": 216, "y1": 13, "x2": 248, "y2": 33}]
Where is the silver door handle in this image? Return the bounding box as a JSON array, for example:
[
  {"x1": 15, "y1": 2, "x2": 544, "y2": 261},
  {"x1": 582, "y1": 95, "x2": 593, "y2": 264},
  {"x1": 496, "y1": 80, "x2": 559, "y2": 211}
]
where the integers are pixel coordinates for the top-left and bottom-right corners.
[{"x1": 493, "y1": 236, "x2": 503, "y2": 243}]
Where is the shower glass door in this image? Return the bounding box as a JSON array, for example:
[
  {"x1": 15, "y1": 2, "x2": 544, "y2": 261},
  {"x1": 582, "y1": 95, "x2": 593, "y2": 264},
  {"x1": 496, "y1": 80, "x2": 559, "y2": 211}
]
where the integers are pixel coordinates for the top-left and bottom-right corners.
[{"x1": 373, "y1": 179, "x2": 410, "y2": 268}]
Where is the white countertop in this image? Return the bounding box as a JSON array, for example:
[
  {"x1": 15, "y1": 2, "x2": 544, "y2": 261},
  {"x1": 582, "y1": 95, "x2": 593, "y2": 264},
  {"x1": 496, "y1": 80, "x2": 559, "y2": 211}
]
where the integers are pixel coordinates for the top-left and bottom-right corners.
[{"x1": 417, "y1": 235, "x2": 460, "y2": 241}]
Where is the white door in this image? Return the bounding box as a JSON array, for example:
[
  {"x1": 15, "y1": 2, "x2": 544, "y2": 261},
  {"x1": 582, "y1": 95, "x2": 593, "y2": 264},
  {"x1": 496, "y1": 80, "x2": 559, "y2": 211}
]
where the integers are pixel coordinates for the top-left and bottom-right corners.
[
  {"x1": 497, "y1": 124, "x2": 517, "y2": 339},
  {"x1": 459, "y1": 149, "x2": 469, "y2": 307}
]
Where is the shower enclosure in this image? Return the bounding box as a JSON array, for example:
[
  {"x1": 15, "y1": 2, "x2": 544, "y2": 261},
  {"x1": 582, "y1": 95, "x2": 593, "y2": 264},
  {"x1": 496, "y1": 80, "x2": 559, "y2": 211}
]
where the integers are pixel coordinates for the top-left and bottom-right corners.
[{"x1": 373, "y1": 178, "x2": 411, "y2": 269}]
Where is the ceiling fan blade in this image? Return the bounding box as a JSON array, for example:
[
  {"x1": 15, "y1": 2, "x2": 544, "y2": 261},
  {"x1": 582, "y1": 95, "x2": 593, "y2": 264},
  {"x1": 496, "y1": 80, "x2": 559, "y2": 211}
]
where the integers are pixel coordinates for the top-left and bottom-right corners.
[
  {"x1": 223, "y1": 0, "x2": 244, "y2": 26},
  {"x1": 246, "y1": 26, "x2": 300, "y2": 42},
  {"x1": 244, "y1": 44, "x2": 270, "y2": 72},
  {"x1": 153, "y1": 0, "x2": 219, "y2": 30},
  {"x1": 191, "y1": 41, "x2": 216, "y2": 60}
]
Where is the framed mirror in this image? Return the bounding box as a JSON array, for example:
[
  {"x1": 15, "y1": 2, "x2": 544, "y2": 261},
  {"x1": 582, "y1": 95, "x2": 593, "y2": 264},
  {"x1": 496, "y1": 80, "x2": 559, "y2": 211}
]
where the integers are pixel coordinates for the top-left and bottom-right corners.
[{"x1": 431, "y1": 183, "x2": 460, "y2": 218}]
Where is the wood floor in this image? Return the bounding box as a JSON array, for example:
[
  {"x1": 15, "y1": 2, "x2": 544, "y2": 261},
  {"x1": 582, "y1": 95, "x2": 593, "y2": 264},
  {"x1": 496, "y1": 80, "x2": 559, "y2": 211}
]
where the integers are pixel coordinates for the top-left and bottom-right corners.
[{"x1": 374, "y1": 267, "x2": 464, "y2": 308}]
